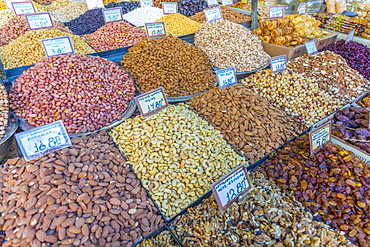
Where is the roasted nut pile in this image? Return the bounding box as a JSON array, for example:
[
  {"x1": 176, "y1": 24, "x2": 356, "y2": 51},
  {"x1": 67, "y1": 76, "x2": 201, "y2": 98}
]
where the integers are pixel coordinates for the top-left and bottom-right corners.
[
  {"x1": 122, "y1": 6, "x2": 164, "y2": 27},
  {"x1": 0, "y1": 29, "x2": 95, "y2": 69},
  {"x1": 288, "y1": 51, "x2": 370, "y2": 103},
  {"x1": 190, "y1": 5, "x2": 251, "y2": 24},
  {"x1": 195, "y1": 19, "x2": 270, "y2": 72},
  {"x1": 173, "y1": 172, "x2": 354, "y2": 247},
  {"x1": 0, "y1": 10, "x2": 15, "y2": 28},
  {"x1": 104, "y1": 1, "x2": 140, "y2": 14},
  {"x1": 110, "y1": 104, "x2": 245, "y2": 218},
  {"x1": 332, "y1": 106, "x2": 370, "y2": 153},
  {"x1": 138, "y1": 230, "x2": 178, "y2": 247},
  {"x1": 0, "y1": 15, "x2": 72, "y2": 46},
  {"x1": 187, "y1": 85, "x2": 305, "y2": 163},
  {"x1": 241, "y1": 69, "x2": 344, "y2": 126},
  {"x1": 121, "y1": 36, "x2": 215, "y2": 97},
  {"x1": 84, "y1": 21, "x2": 146, "y2": 52},
  {"x1": 0, "y1": 82, "x2": 8, "y2": 140},
  {"x1": 258, "y1": 135, "x2": 370, "y2": 246},
  {"x1": 0, "y1": 130, "x2": 165, "y2": 247},
  {"x1": 10, "y1": 54, "x2": 135, "y2": 133},
  {"x1": 177, "y1": 0, "x2": 207, "y2": 17},
  {"x1": 156, "y1": 14, "x2": 200, "y2": 37},
  {"x1": 65, "y1": 9, "x2": 105, "y2": 36},
  {"x1": 51, "y1": 1, "x2": 89, "y2": 22}
]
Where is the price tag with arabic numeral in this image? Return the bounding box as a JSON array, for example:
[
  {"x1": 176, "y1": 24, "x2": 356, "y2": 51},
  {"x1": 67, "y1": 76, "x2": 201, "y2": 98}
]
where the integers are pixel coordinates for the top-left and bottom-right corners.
[
  {"x1": 270, "y1": 55, "x2": 287, "y2": 73},
  {"x1": 212, "y1": 164, "x2": 252, "y2": 212},
  {"x1": 135, "y1": 87, "x2": 169, "y2": 118},
  {"x1": 204, "y1": 6, "x2": 223, "y2": 23},
  {"x1": 145, "y1": 22, "x2": 166, "y2": 39},
  {"x1": 41, "y1": 36, "x2": 75, "y2": 58},
  {"x1": 15, "y1": 120, "x2": 72, "y2": 162},
  {"x1": 140, "y1": 0, "x2": 153, "y2": 7},
  {"x1": 162, "y1": 2, "x2": 177, "y2": 15},
  {"x1": 309, "y1": 121, "x2": 331, "y2": 155},
  {"x1": 305, "y1": 40, "x2": 318, "y2": 55},
  {"x1": 102, "y1": 7, "x2": 123, "y2": 23},
  {"x1": 221, "y1": 0, "x2": 233, "y2": 6},
  {"x1": 298, "y1": 3, "x2": 306, "y2": 15},
  {"x1": 25, "y1": 13, "x2": 54, "y2": 30},
  {"x1": 346, "y1": 29, "x2": 355, "y2": 43},
  {"x1": 207, "y1": 0, "x2": 218, "y2": 7},
  {"x1": 268, "y1": 6, "x2": 284, "y2": 19},
  {"x1": 216, "y1": 67, "x2": 237, "y2": 89},
  {"x1": 11, "y1": 1, "x2": 35, "y2": 15}
]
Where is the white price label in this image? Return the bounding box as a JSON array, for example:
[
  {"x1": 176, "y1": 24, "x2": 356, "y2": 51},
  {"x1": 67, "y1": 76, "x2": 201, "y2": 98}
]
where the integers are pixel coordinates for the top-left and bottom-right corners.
[
  {"x1": 216, "y1": 67, "x2": 237, "y2": 89},
  {"x1": 305, "y1": 40, "x2": 318, "y2": 55},
  {"x1": 346, "y1": 29, "x2": 355, "y2": 43},
  {"x1": 11, "y1": 1, "x2": 35, "y2": 15},
  {"x1": 25, "y1": 13, "x2": 54, "y2": 30},
  {"x1": 15, "y1": 120, "x2": 72, "y2": 162},
  {"x1": 268, "y1": 6, "x2": 284, "y2": 19},
  {"x1": 162, "y1": 2, "x2": 177, "y2": 15},
  {"x1": 221, "y1": 0, "x2": 233, "y2": 5},
  {"x1": 140, "y1": 0, "x2": 153, "y2": 7},
  {"x1": 270, "y1": 55, "x2": 287, "y2": 73},
  {"x1": 145, "y1": 22, "x2": 166, "y2": 39},
  {"x1": 207, "y1": 0, "x2": 218, "y2": 6},
  {"x1": 204, "y1": 6, "x2": 223, "y2": 23},
  {"x1": 85, "y1": 0, "x2": 104, "y2": 9},
  {"x1": 309, "y1": 121, "x2": 331, "y2": 155},
  {"x1": 135, "y1": 87, "x2": 169, "y2": 118},
  {"x1": 298, "y1": 3, "x2": 305, "y2": 15},
  {"x1": 212, "y1": 164, "x2": 252, "y2": 212},
  {"x1": 41, "y1": 36, "x2": 75, "y2": 58},
  {"x1": 102, "y1": 7, "x2": 123, "y2": 23},
  {"x1": 5, "y1": 0, "x2": 18, "y2": 9}
]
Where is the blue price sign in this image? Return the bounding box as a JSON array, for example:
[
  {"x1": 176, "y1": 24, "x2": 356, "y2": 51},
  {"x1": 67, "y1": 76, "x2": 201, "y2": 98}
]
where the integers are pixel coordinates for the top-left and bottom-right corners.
[
  {"x1": 15, "y1": 120, "x2": 72, "y2": 162},
  {"x1": 145, "y1": 22, "x2": 166, "y2": 39},
  {"x1": 221, "y1": 0, "x2": 233, "y2": 5},
  {"x1": 41, "y1": 36, "x2": 75, "y2": 57},
  {"x1": 212, "y1": 164, "x2": 252, "y2": 212},
  {"x1": 305, "y1": 40, "x2": 318, "y2": 55},
  {"x1": 135, "y1": 87, "x2": 169, "y2": 118},
  {"x1": 11, "y1": 1, "x2": 35, "y2": 15},
  {"x1": 162, "y1": 2, "x2": 177, "y2": 15},
  {"x1": 268, "y1": 6, "x2": 284, "y2": 19},
  {"x1": 207, "y1": 0, "x2": 218, "y2": 7},
  {"x1": 309, "y1": 121, "x2": 331, "y2": 155},
  {"x1": 140, "y1": 0, "x2": 153, "y2": 7},
  {"x1": 204, "y1": 6, "x2": 223, "y2": 23},
  {"x1": 102, "y1": 7, "x2": 123, "y2": 23},
  {"x1": 25, "y1": 12, "x2": 54, "y2": 30},
  {"x1": 216, "y1": 67, "x2": 237, "y2": 89},
  {"x1": 298, "y1": 3, "x2": 306, "y2": 15},
  {"x1": 270, "y1": 55, "x2": 287, "y2": 73}
]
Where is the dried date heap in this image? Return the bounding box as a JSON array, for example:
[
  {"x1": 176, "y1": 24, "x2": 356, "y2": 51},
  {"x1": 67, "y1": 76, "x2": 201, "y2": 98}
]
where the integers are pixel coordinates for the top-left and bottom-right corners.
[
  {"x1": 258, "y1": 135, "x2": 370, "y2": 246},
  {"x1": 172, "y1": 172, "x2": 354, "y2": 247},
  {"x1": 0, "y1": 131, "x2": 165, "y2": 247}
]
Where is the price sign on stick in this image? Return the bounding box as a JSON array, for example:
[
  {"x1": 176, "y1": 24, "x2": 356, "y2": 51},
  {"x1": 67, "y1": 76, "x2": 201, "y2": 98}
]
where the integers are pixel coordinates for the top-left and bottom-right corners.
[
  {"x1": 140, "y1": 0, "x2": 153, "y2": 7},
  {"x1": 25, "y1": 13, "x2": 54, "y2": 30},
  {"x1": 268, "y1": 6, "x2": 284, "y2": 19},
  {"x1": 207, "y1": 0, "x2": 218, "y2": 6},
  {"x1": 305, "y1": 40, "x2": 318, "y2": 55},
  {"x1": 309, "y1": 121, "x2": 331, "y2": 155},
  {"x1": 346, "y1": 29, "x2": 355, "y2": 43},
  {"x1": 212, "y1": 164, "x2": 252, "y2": 212},
  {"x1": 221, "y1": 0, "x2": 233, "y2": 6},
  {"x1": 298, "y1": 3, "x2": 306, "y2": 15},
  {"x1": 15, "y1": 120, "x2": 72, "y2": 162},
  {"x1": 135, "y1": 87, "x2": 169, "y2": 118},
  {"x1": 41, "y1": 36, "x2": 75, "y2": 57},
  {"x1": 204, "y1": 6, "x2": 223, "y2": 23},
  {"x1": 11, "y1": 1, "x2": 35, "y2": 15},
  {"x1": 216, "y1": 67, "x2": 237, "y2": 89},
  {"x1": 270, "y1": 55, "x2": 287, "y2": 73},
  {"x1": 162, "y1": 2, "x2": 177, "y2": 15},
  {"x1": 145, "y1": 22, "x2": 166, "y2": 39},
  {"x1": 102, "y1": 7, "x2": 123, "y2": 23}
]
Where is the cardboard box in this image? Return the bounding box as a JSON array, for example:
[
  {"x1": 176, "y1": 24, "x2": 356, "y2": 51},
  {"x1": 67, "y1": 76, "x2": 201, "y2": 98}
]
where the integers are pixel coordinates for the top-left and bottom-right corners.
[
  {"x1": 262, "y1": 42, "x2": 308, "y2": 61},
  {"x1": 315, "y1": 32, "x2": 338, "y2": 50}
]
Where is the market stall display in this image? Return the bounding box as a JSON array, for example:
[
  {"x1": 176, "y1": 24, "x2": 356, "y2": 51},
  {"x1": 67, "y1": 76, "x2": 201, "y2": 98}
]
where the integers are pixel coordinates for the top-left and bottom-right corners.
[
  {"x1": 0, "y1": 83, "x2": 8, "y2": 140},
  {"x1": 189, "y1": 5, "x2": 251, "y2": 24},
  {"x1": 121, "y1": 36, "x2": 215, "y2": 97},
  {"x1": 177, "y1": 0, "x2": 208, "y2": 17},
  {"x1": 110, "y1": 104, "x2": 245, "y2": 218},
  {"x1": 173, "y1": 172, "x2": 354, "y2": 246},
  {"x1": 195, "y1": 19, "x2": 270, "y2": 72},
  {"x1": 64, "y1": 9, "x2": 105, "y2": 36},
  {"x1": 122, "y1": 6, "x2": 164, "y2": 27},
  {"x1": 104, "y1": 1, "x2": 140, "y2": 14},
  {"x1": 156, "y1": 14, "x2": 201, "y2": 37},
  {"x1": 187, "y1": 84, "x2": 305, "y2": 163},
  {"x1": 0, "y1": 130, "x2": 165, "y2": 246},
  {"x1": 51, "y1": 1, "x2": 89, "y2": 23},
  {"x1": 9, "y1": 54, "x2": 135, "y2": 133}
]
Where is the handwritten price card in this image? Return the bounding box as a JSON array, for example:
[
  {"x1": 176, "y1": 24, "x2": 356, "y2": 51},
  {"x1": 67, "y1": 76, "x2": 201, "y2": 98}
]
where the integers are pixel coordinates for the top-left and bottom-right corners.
[
  {"x1": 145, "y1": 22, "x2": 166, "y2": 39},
  {"x1": 207, "y1": 0, "x2": 218, "y2": 7},
  {"x1": 135, "y1": 87, "x2": 169, "y2": 118},
  {"x1": 305, "y1": 40, "x2": 318, "y2": 55},
  {"x1": 270, "y1": 55, "x2": 287, "y2": 73},
  {"x1": 25, "y1": 13, "x2": 54, "y2": 30},
  {"x1": 309, "y1": 121, "x2": 331, "y2": 155},
  {"x1": 5, "y1": 0, "x2": 18, "y2": 9},
  {"x1": 15, "y1": 120, "x2": 72, "y2": 162},
  {"x1": 298, "y1": 3, "x2": 306, "y2": 15},
  {"x1": 41, "y1": 36, "x2": 75, "y2": 57},
  {"x1": 268, "y1": 6, "x2": 284, "y2": 19},
  {"x1": 140, "y1": 0, "x2": 153, "y2": 7},
  {"x1": 102, "y1": 7, "x2": 123, "y2": 23},
  {"x1": 222, "y1": 0, "x2": 233, "y2": 5},
  {"x1": 86, "y1": 0, "x2": 104, "y2": 9},
  {"x1": 11, "y1": 1, "x2": 35, "y2": 15},
  {"x1": 204, "y1": 6, "x2": 223, "y2": 23},
  {"x1": 212, "y1": 164, "x2": 252, "y2": 212},
  {"x1": 162, "y1": 2, "x2": 177, "y2": 15},
  {"x1": 216, "y1": 67, "x2": 237, "y2": 89},
  {"x1": 346, "y1": 29, "x2": 355, "y2": 43}
]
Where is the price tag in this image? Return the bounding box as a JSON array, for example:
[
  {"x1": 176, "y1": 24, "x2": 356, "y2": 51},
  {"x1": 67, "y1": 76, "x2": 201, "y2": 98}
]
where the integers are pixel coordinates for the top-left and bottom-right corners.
[
  {"x1": 305, "y1": 40, "x2": 318, "y2": 55},
  {"x1": 216, "y1": 67, "x2": 237, "y2": 89},
  {"x1": 162, "y1": 2, "x2": 177, "y2": 15},
  {"x1": 102, "y1": 7, "x2": 123, "y2": 23},
  {"x1": 309, "y1": 121, "x2": 331, "y2": 155},
  {"x1": 41, "y1": 36, "x2": 75, "y2": 58},
  {"x1": 221, "y1": 0, "x2": 233, "y2": 5},
  {"x1": 85, "y1": 0, "x2": 104, "y2": 9},
  {"x1": 206, "y1": 0, "x2": 218, "y2": 6},
  {"x1": 270, "y1": 55, "x2": 287, "y2": 73},
  {"x1": 212, "y1": 164, "x2": 252, "y2": 212},
  {"x1": 298, "y1": 3, "x2": 305, "y2": 15},
  {"x1": 268, "y1": 6, "x2": 284, "y2": 19},
  {"x1": 135, "y1": 87, "x2": 169, "y2": 118},
  {"x1": 145, "y1": 22, "x2": 166, "y2": 39},
  {"x1": 25, "y1": 13, "x2": 54, "y2": 30},
  {"x1": 11, "y1": 1, "x2": 35, "y2": 15},
  {"x1": 140, "y1": 0, "x2": 153, "y2": 7},
  {"x1": 204, "y1": 6, "x2": 223, "y2": 23},
  {"x1": 346, "y1": 29, "x2": 355, "y2": 43},
  {"x1": 4, "y1": 0, "x2": 18, "y2": 9},
  {"x1": 15, "y1": 120, "x2": 72, "y2": 162}
]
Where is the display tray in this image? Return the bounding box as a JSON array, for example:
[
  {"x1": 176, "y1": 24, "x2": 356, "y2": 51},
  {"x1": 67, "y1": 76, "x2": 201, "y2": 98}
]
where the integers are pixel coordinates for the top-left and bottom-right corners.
[{"x1": 0, "y1": 112, "x2": 19, "y2": 163}]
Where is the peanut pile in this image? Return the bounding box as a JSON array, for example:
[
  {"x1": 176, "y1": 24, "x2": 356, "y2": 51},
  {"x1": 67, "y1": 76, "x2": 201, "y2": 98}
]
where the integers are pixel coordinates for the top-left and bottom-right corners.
[{"x1": 0, "y1": 82, "x2": 8, "y2": 140}]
